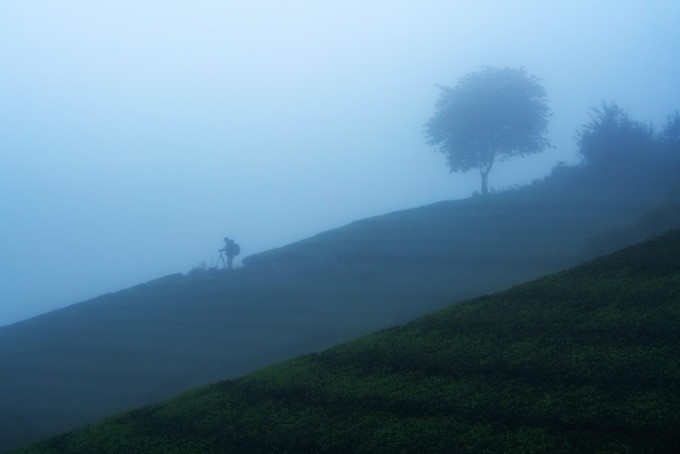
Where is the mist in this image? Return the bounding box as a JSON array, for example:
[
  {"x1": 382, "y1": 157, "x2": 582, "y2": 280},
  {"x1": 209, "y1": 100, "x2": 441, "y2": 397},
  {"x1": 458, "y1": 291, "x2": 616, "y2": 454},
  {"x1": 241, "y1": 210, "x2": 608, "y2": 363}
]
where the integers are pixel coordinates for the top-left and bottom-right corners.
[{"x1": 1, "y1": 0, "x2": 679, "y2": 326}]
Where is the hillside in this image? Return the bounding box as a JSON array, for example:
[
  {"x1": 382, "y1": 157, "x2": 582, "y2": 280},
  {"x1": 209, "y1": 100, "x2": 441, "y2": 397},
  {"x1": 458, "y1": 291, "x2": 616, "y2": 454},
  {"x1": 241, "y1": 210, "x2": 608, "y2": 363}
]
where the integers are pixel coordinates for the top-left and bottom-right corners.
[
  {"x1": 0, "y1": 173, "x2": 675, "y2": 452},
  {"x1": 15, "y1": 229, "x2": 680, "y2": 453}
]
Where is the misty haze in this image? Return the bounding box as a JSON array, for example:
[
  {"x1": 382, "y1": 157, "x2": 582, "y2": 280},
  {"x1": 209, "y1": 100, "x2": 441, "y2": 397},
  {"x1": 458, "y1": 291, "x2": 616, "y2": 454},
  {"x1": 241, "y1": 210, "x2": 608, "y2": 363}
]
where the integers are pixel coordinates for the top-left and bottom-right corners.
[
  {"x1": 2, "y1": 1, "x2": 680, "y2": 452},
  {"x1": 2, "y1": 1, "x2": 678, "y2": 326}
]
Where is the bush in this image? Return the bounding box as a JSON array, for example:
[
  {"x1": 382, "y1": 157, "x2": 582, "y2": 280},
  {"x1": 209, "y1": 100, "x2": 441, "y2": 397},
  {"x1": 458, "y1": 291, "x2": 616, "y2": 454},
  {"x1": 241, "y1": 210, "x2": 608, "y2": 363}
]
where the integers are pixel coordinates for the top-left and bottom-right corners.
[{"x1": 576, "y1": 102, "x2": 657, "y2": 177}]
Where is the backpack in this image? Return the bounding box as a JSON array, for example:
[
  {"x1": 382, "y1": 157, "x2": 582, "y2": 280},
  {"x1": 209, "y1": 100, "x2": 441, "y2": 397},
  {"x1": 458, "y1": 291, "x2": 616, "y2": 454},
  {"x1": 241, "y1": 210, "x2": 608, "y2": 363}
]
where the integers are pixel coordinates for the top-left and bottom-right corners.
[{"x1": 229, "y1": 242, "x2": 241, "y2": 256}]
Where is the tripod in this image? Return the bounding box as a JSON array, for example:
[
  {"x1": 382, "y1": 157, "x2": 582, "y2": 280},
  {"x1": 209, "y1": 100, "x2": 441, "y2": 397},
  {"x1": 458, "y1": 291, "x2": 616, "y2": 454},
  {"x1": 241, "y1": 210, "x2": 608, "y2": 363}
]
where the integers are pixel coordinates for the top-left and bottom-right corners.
[{"x1": 217, "y1": 250, "x2": 227, "y2": 268}]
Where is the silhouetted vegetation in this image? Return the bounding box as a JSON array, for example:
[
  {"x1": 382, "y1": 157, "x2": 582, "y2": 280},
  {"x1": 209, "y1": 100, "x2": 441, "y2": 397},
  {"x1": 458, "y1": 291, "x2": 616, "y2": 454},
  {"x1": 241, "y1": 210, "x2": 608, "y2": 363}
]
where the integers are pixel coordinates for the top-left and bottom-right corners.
[
  {"x1": 660, "y1": 110, "x2": 680, "y2": 165},
  {"x1": 576, "y1": 102, "x2": 655, "y2": 169},
  {"x1": 3, "y1": 91, "x2": 680, "y2": 452},
  {"x1": 3, "y1": 145, "x2": 677, "y2": 452},
  {"x1": 424, "y1": 67, "x2": 551, "y2": 195},
  {"x1": 573, "y1": 102, "x2": 678, "y2": 193},
  {"x1": 16, "y1": 230, "x2": 680, "y2": 453}
]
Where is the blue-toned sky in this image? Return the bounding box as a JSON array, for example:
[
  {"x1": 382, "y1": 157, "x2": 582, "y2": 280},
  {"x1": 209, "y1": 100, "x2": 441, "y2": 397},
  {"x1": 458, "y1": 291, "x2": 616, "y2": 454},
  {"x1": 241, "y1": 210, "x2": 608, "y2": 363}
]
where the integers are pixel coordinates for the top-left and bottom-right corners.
[{"x1": 1, "y1": 1, "x2": 679, "y2": 325}]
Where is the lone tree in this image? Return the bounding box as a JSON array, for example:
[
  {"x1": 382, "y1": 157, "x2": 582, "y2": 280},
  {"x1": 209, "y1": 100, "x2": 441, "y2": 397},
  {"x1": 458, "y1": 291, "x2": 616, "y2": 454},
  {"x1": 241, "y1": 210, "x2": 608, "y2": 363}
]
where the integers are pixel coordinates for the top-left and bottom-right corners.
[{"x1": 424, "y1": 67, "x2": 551, "y2": 195}]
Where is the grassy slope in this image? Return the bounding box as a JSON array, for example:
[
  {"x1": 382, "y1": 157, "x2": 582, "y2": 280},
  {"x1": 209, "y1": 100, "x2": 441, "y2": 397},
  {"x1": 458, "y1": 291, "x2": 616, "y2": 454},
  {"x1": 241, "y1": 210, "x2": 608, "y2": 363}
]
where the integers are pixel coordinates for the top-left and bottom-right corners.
[
  {"x1": 17, "y1": 230, "x2": 680, "y2": 453},
  {"x1": 0, "y1": 173, "x2": 672, "y2": 451}
]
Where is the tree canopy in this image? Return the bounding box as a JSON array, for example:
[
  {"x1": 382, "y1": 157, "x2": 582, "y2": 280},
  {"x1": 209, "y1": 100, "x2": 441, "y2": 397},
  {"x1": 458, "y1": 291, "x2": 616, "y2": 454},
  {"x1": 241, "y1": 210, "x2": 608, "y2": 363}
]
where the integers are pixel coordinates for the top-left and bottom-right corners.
[
  {"x1": 576, "y1": 102, "x2": 657, "y2": 172},
  {"x1": 424, "y1": 67, "x2": 551, "y2": 195},
  {"x1": 660, "y1": 111, "x2": 680, "y2": 156},
  {"x1": 574, "y1": 103, "x2": 680, "y2": 191}
]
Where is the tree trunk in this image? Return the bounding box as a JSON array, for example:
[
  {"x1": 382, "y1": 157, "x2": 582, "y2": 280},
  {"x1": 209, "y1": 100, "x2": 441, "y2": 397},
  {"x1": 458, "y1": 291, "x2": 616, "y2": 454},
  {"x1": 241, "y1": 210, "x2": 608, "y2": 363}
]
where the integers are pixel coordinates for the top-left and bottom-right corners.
[
  {"x1": 479, "y1": 156, "x2": 494, "y2": 195},
  {"x1": 480, "y1": 170, "x2": 489, "y2": 195}
]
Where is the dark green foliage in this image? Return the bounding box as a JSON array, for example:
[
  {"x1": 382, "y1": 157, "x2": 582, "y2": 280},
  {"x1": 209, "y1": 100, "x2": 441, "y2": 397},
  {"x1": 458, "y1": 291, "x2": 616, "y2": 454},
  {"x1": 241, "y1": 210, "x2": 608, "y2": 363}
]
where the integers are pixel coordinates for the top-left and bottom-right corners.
[
  {"x1": 1, "y1": 166, "x2": 674, "y2": 452},
  {"x1": 424, "y1": 67, "x2": 551, "y2": 194},
  {"x1": 16, "y1": 230, "x2": 680, "y2": 453}
]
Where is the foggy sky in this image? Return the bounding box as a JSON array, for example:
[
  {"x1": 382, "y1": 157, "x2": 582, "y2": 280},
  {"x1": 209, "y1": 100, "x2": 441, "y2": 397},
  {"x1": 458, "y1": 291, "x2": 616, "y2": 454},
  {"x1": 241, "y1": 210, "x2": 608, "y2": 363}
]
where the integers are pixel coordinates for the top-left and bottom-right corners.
[{"x1": 2, "y1": 1, "x2": 679, "y2": 326}]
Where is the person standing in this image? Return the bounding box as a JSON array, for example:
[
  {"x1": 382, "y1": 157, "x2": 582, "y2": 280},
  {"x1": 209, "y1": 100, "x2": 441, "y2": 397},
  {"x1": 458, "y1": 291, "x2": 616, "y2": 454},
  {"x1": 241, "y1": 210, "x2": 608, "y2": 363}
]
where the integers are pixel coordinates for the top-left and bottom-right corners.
[{"x1": 219, "y1": 237, "x2": 241, "y2": 269}]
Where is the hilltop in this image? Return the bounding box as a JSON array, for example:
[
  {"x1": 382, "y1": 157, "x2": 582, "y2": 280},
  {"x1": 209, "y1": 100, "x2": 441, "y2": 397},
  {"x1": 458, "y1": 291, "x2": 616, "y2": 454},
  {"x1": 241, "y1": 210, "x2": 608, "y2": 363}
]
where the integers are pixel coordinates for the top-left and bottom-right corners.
[
  {"x1": 15, "y1": 229, "x2": 680, "y2": 452},
  {"x1": 0, "y1": 169, "x2": 676, "y2": 452}
]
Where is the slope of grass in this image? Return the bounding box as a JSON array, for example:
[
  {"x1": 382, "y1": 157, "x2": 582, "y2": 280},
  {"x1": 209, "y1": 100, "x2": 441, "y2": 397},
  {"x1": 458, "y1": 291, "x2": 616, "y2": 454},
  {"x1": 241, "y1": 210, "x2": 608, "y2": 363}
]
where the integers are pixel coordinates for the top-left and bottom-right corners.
[
  {"x1": 0, "y1": 171, "x2": 675, "y2": 452},
  {"x1": 17, "y1": 230, "x2": 680, "y2": 453}
]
